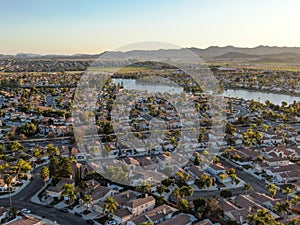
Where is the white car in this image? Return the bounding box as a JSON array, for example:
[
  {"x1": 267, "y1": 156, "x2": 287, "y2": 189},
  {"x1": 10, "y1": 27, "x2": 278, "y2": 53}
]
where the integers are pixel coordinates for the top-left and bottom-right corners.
[
  {"x1": 107, "y1": 220, "x2": 117, "y2": 225},
  {"x1": 21, "y1": 208, "x2": 31, "y2": 214}
]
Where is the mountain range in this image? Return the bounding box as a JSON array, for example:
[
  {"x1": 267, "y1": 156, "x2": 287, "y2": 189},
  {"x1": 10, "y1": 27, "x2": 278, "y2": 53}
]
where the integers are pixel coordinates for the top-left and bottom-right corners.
[{"x1": 2, "y1": 45, "x2": 300, "y2": 63}]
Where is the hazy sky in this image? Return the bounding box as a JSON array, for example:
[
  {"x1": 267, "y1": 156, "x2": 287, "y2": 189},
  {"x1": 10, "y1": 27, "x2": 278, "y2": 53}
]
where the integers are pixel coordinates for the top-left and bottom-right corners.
[{"x1": 1, "y1": 0, "x2": 300, "y2": 54}]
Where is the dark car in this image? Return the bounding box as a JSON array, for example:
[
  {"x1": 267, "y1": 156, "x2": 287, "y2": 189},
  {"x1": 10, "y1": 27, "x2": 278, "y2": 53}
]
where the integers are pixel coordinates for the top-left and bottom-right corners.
[
  {"x1": 59, "y1": 208, "x2": 68, "y2": 213},
  {"x1": 74, "y1": 212, "x2": 82, "y2": 217}
]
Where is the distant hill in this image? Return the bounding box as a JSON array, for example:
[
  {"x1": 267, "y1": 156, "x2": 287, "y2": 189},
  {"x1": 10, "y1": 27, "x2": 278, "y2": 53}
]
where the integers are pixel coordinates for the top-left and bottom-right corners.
[
  {"x1": 2, "y1": 45, "x2": 300, "y2": 60},
  {"x1": 213, "y1": 51, "x2": 300, "y2": 63}
]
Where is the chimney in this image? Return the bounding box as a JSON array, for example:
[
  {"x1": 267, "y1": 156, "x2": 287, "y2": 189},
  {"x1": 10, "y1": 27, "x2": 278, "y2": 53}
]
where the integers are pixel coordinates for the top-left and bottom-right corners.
[
  {"x1": 145, "y1": 193, "x2": 148, "y2": 198},
  {"x1": 163, "y1": 208, "x2": 166, "y2": 215}
]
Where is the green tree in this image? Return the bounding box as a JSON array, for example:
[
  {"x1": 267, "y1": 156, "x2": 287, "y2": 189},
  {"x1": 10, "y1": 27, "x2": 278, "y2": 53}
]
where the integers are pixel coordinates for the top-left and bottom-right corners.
[
  {"x1": 136, "y1": 181, "x2": 151, "y2": 197},
  {"x1": 244, "y1": 183, "x2": 253, "y2": 195},
  {"x1": 16, "y1": 158, "x2": 32, "y2": 177},
  {"x1": 62, "y1": 183, "x2": 77, "y2": 205},
  {"x1": 179, "y1": 186, "x2": 194, "y2": 198},
  {"x1": 58, "y1": 157, "x2": 73, "y2": 178},
  {"x1": 156, "y1": 185, "x2": 166, "y2": 196},
  {"x1": 177, "y1": 198, "x2": 190, "y2": 211},
  {"x1": 282, "y1": 187, "x2": 293, "y2": 201},
  {"x1": 49, "y1": 156, "x2": 58, "y2": 177},
  {"x1": 248, "y1": 209, "x2": 282, "y2": 225},
  {"x1": 266, "y1": 183, "x2": 277, "y2": 198},
  {"x1": 173, "y1": 187, "x2": 181, "y2": 203},
  {"x1": 103, "y1": 196, "x2": 118, "y2": 217},
  {"x1": 4, "y1": 174, "x2": 13, "y2": 207},
  {"x1": 8, "y1": 140, "x2": 23, "y2": 152},
  {"x1": 40, "y1": 166, "x2": 50, "y2": 189},
  {"x1": 82, "y1": 194, "x2": 93, "y2": 208}
]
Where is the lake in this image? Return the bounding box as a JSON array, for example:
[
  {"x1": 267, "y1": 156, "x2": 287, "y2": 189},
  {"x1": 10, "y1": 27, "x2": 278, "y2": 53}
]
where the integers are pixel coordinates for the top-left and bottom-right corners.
[
  {"x1": 113, "y1": 78, "x2": 300, "y2": 105},
  {"x1": 223, "y1": 89, "x2": 300, "y2": 105}
]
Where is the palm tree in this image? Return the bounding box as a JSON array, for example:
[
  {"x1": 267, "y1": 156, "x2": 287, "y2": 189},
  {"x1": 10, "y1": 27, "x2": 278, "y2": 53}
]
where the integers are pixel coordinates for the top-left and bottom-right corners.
[
  {"x1": 136, "y1": 181, "x2": 151, "y2": 197},
  {"x1": 141, "y1": 222, "x2": 154, "y2": 225},
  {"x1": 244, "y1": 183, "x2": 253, "y2": 195},
  {"x1": 247, "y1": 209, "x2": 281, "y2": 225},
  {"x1": 156, "y1": 185, "x2": 166, "y2": 196},
  {"x1": 62, "y1": 183, "x2": 77, "y2": 205},
  {"x1": 266, "y1": 183, "x2": 277, "y2": 198},
  {"x1": 40, "y1": 166, "x2": 50, "y2": 189},
  {"x1": 4, "y1": 174, "x2": 13, "y2": 207},
  {"x1": 15, "y1": 158, "x2": 32, "y2": 178},
  {"x1": 103, "y1": 196, "x2": 118, "y2": 217},
  {"x1": 173, "y1": 187, "x2": 181, "y2": 203},
  {"x1": 282, "y1": 187, "x2": 293, "y2": 201},
  {"x1": 79, "y1": 180, "x2": 90, "y2": 194},
  {"x1": 82, "y1": 194, "x2": 93, "y2": 208}
]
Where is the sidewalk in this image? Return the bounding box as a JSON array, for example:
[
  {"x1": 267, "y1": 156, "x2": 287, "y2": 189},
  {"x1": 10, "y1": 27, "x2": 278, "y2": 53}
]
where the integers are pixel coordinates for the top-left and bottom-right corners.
[
  {"x1": 0, "y1": 176, "x2": 31, "y2": 199},
  {"x1": 31, "y1": 179, "x2": 52, "y2": 205}
]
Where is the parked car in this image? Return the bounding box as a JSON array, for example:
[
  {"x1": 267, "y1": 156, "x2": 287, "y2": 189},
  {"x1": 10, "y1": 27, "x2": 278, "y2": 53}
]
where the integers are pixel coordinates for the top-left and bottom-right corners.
[
  {"x1": 21, "y1": 208, "x2": 31, "y2": 214},
  {"x1": 59, "y1": 208, "x2": 69, "y2": 213}
]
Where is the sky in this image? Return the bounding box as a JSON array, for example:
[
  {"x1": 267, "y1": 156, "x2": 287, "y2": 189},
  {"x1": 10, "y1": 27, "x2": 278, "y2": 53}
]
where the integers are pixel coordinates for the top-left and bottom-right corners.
[{"x1": 1, "y1": 0, "x2": 300, "y2": 54}]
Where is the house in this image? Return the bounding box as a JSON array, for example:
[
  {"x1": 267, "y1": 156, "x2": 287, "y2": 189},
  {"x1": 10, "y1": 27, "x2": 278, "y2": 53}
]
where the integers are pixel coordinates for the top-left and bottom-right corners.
[
  {"x1": 194, "y1": 219, "x2": 214, "y2": 225},
  {"x1": 125, "y1": 195, "x2": 155, "y2": 216},
  {"x1": 206, "y1": 163, "x2": 226, "y2": 176},
  {"x1": 157, "y1": 213, "x2": 197, "y2": 225},
  {"x1": 248, "y1": 192, "x2": 283, "y2": 209},
  {"x1": 0, "y1": 179, "x2": 7, "y2": 192},
  {"x1": 6, "y1": 216, "x2": 41, "y2": 225},
  {"x1": 46, "y1": 178, "x2": 74, "y2": 200},
  {"x1": 127, "y1": 204, "x2": 177, "y2": 225},
  {"x1": 264, "y1": 157, "x2": 290, "y2": 167},
  {"x1": 265, "y1": 164, "x2": 300, "y2": 183},
  {"x1": 232, "y1": 194, "x2": 264, "y2": 212},
  {"x1": 224, "y1": 208, "x2": 250, "y2": 224},
  {"x1": 90, "y1": 185, "x2": 119, "y2": 204},
  {"x1": 114, "y1": 208, "x2": 132, "y2": 223},
  {"x1": 0, "y1": 207, "x2": 7, "y2": 223}
]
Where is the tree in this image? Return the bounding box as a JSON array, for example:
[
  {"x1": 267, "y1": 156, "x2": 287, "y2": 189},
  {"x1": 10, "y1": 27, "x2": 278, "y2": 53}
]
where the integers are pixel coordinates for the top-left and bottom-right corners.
[
  {"x1": 173, "y1": 187, "x2": 181, "y2": 203},
  {"x1": 58, "y1": 157, "x2": 73, "y2": 178},
  {"x1": 49, "y1": 156, "x2": 58, "y2": 177},
  {"x1": 288, "y1": 218, "x2": 299, "y2": 225},
  {"x1": 141, "y1": 222, "x2": 154, "y2": 225},
  {"x1": 193, "y1": 197, "x2": 207, "y2": 212},
  {"x1": 273, "y1": 201, "x2": 291, "y2": 219},
  {"x1": 220, "y1": 189, "x2": 232, "y2": 198},
  {"x1": 79, "y1": 180, "x2": 90, "y2": 194},
  {"x1": 103, "y1": 196, "x2": 118, "y2": 217},
  {"x1": 225, "y1": 123, "x2": 236, "y2": 135},
  {"x1": 4, "y1": 174, "x2": 13, "y2": 207},
  {"x1": 82, "y1": 194, "x2": 93, "y2": 208},
  {"x1": 179, "y1": 186, "x2": 194, "y2": 198},
  {"x1": 282, "y1": 187, "x2": 293, "y2": 201},
  {"x1": 244, "y1": 183, "x2": 253, "y2": 195},
  {"x1": 194, "y1": 153, "x2": 201, "y2": 166},
  {"x1": 177, "y1": 198, "x2": 190, "y2": 211},
  {"x1": 47, "y1": 144, "x2": 60, "y2": 156},
  {"x1": 247, "y1": 209, "x2": 282, "y2": 225},
  {"x1": 62, "y1": 183, "x2": 77, "y2": 205},
  {"x1": 8, "y1": 140, "x2": 23, "y2": 152},
  {"x1": 40, "y1": 166, "x2": 50, "y2": 189},
  {"x1": 156, "y1": 185, "x2": 166, "y2": 196},
  {"x1": 266, "y1": 183, "x2": 277, "y2": 198},
  {"x1": 136, "y1": 181, "x2": 151, "y2": 197},
  {"x1": 15, "y1": 158, "x2": 32, "y2": 177}
]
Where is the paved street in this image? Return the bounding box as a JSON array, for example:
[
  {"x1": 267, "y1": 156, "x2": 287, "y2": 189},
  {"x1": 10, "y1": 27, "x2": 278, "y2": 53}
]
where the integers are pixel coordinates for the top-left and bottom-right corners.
[
  {"x1": 0, "y1": 167, "x2": 88, "y2": 225},
  {"x1": 220, "y1": 158, "x2": 285, "y2": 198}
]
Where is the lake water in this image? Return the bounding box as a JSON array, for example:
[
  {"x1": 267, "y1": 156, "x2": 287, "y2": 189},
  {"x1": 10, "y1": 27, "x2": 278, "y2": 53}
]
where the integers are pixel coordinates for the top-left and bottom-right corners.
[
  {"x1": 113, "y1": 78, "x2": 300, "y2": 105},
  {"x1": 223, "y1": 89, "x2": 300, "y2": 105},
  {"x1": 112, "y1": 78, "x2": 184, "y2": 94}
]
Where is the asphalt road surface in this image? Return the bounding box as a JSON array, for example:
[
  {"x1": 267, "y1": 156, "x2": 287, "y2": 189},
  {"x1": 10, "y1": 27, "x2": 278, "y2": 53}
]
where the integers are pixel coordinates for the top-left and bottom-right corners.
[{"x1": 0, "y1": 167, "x2": 88, "y2": 225}]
